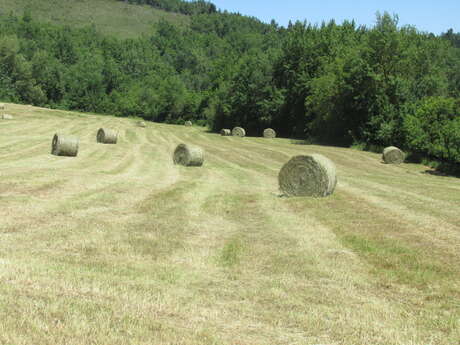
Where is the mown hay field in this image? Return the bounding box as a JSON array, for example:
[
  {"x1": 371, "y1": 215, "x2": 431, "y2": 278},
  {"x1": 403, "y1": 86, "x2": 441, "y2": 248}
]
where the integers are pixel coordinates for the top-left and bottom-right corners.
[{"x1": 0, "y1": 104, "x2": 459, "y2": 345}]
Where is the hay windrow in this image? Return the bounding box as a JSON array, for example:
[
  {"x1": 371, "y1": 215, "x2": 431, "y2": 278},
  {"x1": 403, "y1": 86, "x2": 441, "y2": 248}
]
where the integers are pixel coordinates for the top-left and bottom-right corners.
[
  {"x1": 51, "y1": 134, "x2": 79, "y2": 157},
  {"x1": 137, "y1": 121, "x2": 146, "y2": 128},
  {"x1": 263, "y1": 128, "x2": 276, "y2": 138},
  {"x1": 382, "y1": 146, "x2": 405, "y2": 164},
  {"x1": 173, "y1": 143, "x2": 204, "y2": 167},
  {"x1": 97, "y1": 128, "x2": 118, "y2": 144},
  {"x1": 278, "y1": 154, "x2": 337, "y2": 197},
  {"x1": 232, "y1": 127, "x2": 246, "y2": 137},
  {"x1": 1, "y1": 114, "x2": 13, "y2": 120},
  {"x1": 220, "y1": 129, "x2": 231, "y2": 136},
  {"x1": 185, "y1": 121, "x2": 193, "y2": 127}
]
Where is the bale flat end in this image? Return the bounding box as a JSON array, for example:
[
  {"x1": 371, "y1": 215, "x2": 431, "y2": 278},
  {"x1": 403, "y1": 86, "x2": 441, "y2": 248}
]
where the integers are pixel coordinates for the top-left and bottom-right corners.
[
  {"x1": 382, "y1": 146, "x2": 405, "y2": 164},
  {"x1": 263, "y1": 128, "x2": 276, "y2": 138},
  {"x1": 278, "y1": 154, "x2": 337, "y2": 197},
  {"x1": 173, "y1": 143, "x2": 204, "y2": 167},
  {"x1": 232, "y1": 127, "x2": 246, "y2": 137},
  {"x1": 51, "y1": 133, "x2": 79, "y2": 157},
  {"x1": 97, "y1": 128, "x2": 118, "y2": 144}
]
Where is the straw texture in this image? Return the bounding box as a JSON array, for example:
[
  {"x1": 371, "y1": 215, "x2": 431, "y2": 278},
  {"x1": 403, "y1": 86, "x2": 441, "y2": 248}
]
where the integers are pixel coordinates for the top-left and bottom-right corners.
[
  {"x1": 382, "y1": 146, "x2": 405, "y2": 164},
  {"x1": 97, "y1": 128, "x2": 118, "y2": 144},
  {"x1": 51, "y1": 134, "x2": 79, "y2": 157},
  {"x1": 232, "y1": 127, "x2": 246, "y2": 137},
  {"x1": 263, "y1": 128, "x2": 276, "y2": 138},
  {"x1": 173, "y1": 144, "x2": 204, "y2": 167},
  {"x1": 278, "y1": 154, "x2": 337, "y2": 197}
]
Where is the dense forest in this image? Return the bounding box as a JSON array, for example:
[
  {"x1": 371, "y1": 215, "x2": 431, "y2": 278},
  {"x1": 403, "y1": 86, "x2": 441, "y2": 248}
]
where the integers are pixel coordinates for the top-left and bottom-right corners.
[{"x1": 0, "y1": 0, "x2": 459, "y2": 168}]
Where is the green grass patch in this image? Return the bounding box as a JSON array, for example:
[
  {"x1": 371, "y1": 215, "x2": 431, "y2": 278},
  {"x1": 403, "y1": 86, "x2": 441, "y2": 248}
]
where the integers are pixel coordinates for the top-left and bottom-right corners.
[
  {"x1": 219, "y1": 237, "x2": 244, "y2": 268},
  {"x1": 1, "y1": 0, "x2": 188, "y2": 38},
  {"x1": 342, "y1": 235, "x2": 452, "y2": 287}
]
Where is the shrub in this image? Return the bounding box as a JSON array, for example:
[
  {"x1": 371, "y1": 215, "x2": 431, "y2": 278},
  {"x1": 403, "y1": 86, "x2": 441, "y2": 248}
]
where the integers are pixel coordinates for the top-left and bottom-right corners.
[{"x1": 403, "y1": 97, "x2": 460, "y2": 164}]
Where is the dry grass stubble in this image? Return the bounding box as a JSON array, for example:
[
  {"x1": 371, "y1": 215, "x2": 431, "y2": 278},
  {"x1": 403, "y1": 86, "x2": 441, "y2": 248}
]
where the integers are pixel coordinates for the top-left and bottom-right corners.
[{"x1": 0, "y1": 104, "x2": 458, "y2": 344}]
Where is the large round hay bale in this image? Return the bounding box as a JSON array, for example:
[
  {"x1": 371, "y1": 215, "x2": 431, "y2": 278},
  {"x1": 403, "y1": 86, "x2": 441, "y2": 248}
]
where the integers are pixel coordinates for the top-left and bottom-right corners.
[
  {"x1": 173, "y1": 143, "x2": 204, "y2": 167},
  {"x1": 137, "y1": 121, "x2": 146, "y2": 128},
  {"x1": 232, "y1": 127, "x2": 246, "y2": 137},
  {"x1": 382, "y1": 146, "x2": 405, "y2": 164},
  {"x1": 51, "y1": 134, "x2": 79, "y2": 157},
  {"x1": 1, "y1": 114, "x2": 13, "y2": 120},
  {"x1": 0, "y1": 103, "x2": 5, "y2": 110},
  {"x1": 220, "y1": 129, "x2": 231, "y2": 136},
  {"x1": 185, "y1": 121, "x2": 193, "y2": 127},
  {"x1": 278, "y1": 154, "x2": 337, "y2": 197},
  {"x1": 97, "y1": 128, "x2": 118, "y2": 144},
  {"x1": 263, "y1": 128, "x2": 276, "y2": 138}
]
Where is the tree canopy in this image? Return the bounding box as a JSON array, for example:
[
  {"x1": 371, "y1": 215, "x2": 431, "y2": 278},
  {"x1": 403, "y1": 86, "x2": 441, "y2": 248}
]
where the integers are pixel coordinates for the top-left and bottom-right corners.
[{"x1": 0, "y1": 4, "x2": 459, "y2": 167}]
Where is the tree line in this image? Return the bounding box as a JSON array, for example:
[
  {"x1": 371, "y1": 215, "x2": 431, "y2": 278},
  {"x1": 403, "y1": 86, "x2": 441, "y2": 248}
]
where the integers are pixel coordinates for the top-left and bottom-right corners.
[{"x1": 0, "y1": 5, "x2": 459, "y2": 168}]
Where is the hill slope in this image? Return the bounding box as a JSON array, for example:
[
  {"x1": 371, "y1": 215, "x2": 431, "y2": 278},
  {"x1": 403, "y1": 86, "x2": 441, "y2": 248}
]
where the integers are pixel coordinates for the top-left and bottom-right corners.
[
  {"x1": 0, "y1": 0, "x2": 188, "y2": 38},
  {"x1": 0, "y1": 104, "x2": 459, "y2": 344}
]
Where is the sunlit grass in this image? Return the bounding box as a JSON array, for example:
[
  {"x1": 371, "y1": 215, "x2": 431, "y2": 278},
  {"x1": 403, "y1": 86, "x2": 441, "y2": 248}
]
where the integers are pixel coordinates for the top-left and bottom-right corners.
[
  {"x1": 0, "y1": 102, "x2": 459, "y2": 344},
  {"x1": 1, "y1": 0, "x2": 188, "y2": 38}
]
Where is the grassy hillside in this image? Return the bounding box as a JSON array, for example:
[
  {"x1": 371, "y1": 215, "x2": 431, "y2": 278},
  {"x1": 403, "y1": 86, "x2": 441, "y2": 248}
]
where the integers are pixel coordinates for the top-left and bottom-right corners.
[
  {"x1": 0, "y1": 0, "x2": 188, "y2": 38},
  {"x1": 0, "y1": 104, "x2": 459, "y2": 344}
]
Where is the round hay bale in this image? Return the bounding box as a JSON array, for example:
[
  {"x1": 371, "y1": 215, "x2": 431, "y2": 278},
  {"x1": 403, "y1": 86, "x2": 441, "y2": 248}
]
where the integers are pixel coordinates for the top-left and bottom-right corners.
[
  {"x1": 1, "y1": 114, "x2": 13, "y2": 120},
  {"x1": 185, "y1": 121, "x2": 193, "y2": 127},
  {"x1": 97, "y1": 128, "x2": 118, "y2": 144},
  {"x1": 173, "y1": 143, "x2": 204, "y2": 167},
  {"x1": 382, "y1": 146, "x2": 405, "y2": 164},
  {"x1": 51, "y1": 134, "x2": 79, "y2": 157},
  {"x1": 232, "y1": 127, "x2": 246, "y2": 137},
  {"x1": 263, "y1": 128, "x2": 276, "y2": 138},
  {"x1": 0, "y1": 103, "x2": 5, "y2": 110},
  {"x1": 278, "y1": 154, "x2": 337, "y2": 197},
  {"x1": 137, "y1": 121, "x2": 146, "y2": 128},
  {"x1": 220, "y1": 129, "x2": 231, "y2": 136}
]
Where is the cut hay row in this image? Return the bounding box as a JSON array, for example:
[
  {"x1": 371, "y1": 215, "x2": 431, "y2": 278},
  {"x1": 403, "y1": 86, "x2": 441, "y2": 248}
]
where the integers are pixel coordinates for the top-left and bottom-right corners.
[
  {"x1": 278, "y1": 154, "x2": 337, "y2": 197},
  {"x1": 4, "y1": 106, "x2": 412, "y2": 199},
  {"x1": 232, "y1": 127, "x2": 246, "y2": 137},
  {"x1": 97, "y1": 128, "x2": 118, "y2": 144},
  {"x1": 2, "y1": 105, "x2": 458, "y2": 345},
  {"x1": 51, "y1": 133, "x2": 79, "y2": 157},
  {"x1": 382, "y1": 146, "x2": 405, "y2": 164},
  {"x1": 173, "y1": 143, "x2": 204, "y2": 167}
]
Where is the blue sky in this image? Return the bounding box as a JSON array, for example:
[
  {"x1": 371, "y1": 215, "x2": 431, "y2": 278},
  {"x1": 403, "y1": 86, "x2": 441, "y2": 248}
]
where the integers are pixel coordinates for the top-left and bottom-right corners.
[{"x1": 210, "y1": 0, "x2": 459, "y2": 34}]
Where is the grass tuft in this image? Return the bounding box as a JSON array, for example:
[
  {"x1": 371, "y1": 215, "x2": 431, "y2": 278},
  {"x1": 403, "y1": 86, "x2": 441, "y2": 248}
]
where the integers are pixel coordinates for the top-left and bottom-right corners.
[{"x1": 219, "y1": 237, "x2": 244, "y2": 268}]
